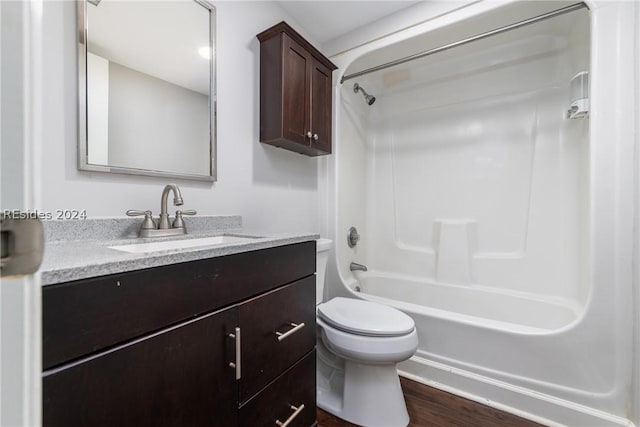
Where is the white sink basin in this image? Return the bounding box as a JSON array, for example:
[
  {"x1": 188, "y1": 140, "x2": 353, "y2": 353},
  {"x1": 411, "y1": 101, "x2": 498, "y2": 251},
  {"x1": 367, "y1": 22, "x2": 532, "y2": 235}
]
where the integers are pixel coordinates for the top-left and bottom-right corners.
[{"x1": 109, "y1": 234, "x2": 263, "y2": 254}]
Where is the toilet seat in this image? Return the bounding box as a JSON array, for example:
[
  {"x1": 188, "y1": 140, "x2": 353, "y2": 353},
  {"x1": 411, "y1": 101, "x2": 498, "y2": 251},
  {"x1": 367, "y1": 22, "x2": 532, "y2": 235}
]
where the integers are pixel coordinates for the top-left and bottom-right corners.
[
  {"x1": 317, "y1": 317, "x2": 418, "y2": 364},
  {"x1": 317, "y1": 297, "x2": 415, "y2": 337}
]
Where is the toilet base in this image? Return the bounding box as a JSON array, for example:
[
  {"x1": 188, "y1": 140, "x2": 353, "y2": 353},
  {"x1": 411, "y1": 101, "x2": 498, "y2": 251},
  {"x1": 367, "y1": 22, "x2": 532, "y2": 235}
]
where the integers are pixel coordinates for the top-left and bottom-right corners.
[{"x1": 317, "y1": 355, "x2": 410, "y2": 427}]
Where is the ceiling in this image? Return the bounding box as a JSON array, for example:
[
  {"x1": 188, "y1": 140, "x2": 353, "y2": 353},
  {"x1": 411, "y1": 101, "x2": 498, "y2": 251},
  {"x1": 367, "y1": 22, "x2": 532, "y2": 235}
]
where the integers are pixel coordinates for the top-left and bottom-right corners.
[{"x1": 275, "y1": 1, "x2": 421, "y2": 45}]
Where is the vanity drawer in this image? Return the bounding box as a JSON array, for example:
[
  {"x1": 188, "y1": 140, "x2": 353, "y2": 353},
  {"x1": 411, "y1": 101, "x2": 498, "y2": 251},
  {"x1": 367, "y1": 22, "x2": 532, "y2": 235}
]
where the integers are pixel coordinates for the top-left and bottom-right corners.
[
  {"x1": 43, "y1": 241, "x2": 315, "y2": 370},
  {"x1": 239, "y1": 349, "x2": 316, "y2": 427},
  {"x1": 238, "y1": 275, "x2": 316, "y2": 402}
]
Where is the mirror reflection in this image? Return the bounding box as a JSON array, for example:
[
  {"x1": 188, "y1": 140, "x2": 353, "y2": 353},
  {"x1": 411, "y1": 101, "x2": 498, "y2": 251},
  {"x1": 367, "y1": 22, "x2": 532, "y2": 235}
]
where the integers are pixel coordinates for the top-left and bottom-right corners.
[{"x1": 79, "y1": 0, "x2": 216, "y2": 181}]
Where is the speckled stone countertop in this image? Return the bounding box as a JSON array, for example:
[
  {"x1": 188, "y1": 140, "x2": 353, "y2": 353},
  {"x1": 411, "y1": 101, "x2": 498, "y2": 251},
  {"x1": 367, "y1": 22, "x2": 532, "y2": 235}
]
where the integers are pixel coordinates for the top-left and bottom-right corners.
[{"x1": 40, "y1": 216, "x2": 319, "y2": 286}]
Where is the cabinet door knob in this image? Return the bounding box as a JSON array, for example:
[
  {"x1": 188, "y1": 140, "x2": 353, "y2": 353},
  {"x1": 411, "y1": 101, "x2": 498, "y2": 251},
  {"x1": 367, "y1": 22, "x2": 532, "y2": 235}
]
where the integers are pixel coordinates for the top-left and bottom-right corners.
[
  {"x1": 305, "y1": 131, "x2": 313, "y2": 139},
  {"x1": 275, "y1": 404, "x2": 305, "y2": 427},
  {"x1": 275, "y1": 322, "x2": 305, "y2": 341},
  {"x1": 312, "y1": 133, "x2": 319, "y2": 141}
]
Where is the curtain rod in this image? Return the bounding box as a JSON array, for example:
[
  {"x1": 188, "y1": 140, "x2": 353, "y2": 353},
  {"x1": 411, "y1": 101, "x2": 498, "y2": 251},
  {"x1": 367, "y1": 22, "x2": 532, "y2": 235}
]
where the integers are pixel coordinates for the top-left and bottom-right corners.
[{"x1": 340, "y1": 2, "x2": 587, "y2": 84}]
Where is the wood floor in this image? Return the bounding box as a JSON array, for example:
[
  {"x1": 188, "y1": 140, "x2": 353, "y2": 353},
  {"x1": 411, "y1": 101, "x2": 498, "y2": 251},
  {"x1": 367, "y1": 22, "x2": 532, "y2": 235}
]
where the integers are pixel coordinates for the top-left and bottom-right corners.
[{"x1": 317, "y1": 377, "x2": 543, "y2": 427}]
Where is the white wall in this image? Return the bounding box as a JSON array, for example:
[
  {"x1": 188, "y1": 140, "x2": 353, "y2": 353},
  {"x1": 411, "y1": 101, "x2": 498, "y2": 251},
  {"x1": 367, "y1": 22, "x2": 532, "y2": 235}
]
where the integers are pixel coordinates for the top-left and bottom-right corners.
[
  {"x1": 633, "y1": 2, "x2": 640, "y2": 425},
  {"x1": 1, "y1": 2, "x2": 43, "y2": 425},
  {"x1": 106, "y1": 60, "x2": 210, "y2": 175},
  {"x1": 41, "y1": 1, "x2": 323, "y2": 233},
  {"x1": 339, "y1": 9, "x2": 591, "y2": 308},
  {"x1": 86, "y1": 52, "x2": 109, "y2": 166},
  {"x1": 323, "y1": 0, "x2": 492, "y2": 304},
  {"x1": 325, "y1": 84, "x2": 370, "y2": 300},
  {"x1": 322, "y1": 1, "x2": 471, "y2": 57}
]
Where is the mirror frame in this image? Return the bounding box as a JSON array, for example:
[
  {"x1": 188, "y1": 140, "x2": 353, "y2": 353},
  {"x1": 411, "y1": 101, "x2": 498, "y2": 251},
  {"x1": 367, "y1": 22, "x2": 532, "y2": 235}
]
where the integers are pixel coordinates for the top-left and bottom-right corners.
[{"x1": 77, "y1": 0, "x2": 217, "y2": 182}]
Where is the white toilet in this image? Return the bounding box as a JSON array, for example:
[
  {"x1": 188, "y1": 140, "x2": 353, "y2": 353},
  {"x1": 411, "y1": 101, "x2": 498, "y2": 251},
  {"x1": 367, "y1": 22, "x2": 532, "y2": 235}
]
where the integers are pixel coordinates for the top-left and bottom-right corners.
[{"x1": 315, "y1": 239, "x2": 418, "y2": 427}]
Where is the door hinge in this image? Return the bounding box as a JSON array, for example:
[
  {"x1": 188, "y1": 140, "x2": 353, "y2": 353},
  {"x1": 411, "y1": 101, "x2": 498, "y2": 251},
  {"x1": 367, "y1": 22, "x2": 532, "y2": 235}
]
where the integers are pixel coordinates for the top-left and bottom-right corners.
[{"x1": 0, "y1": 213, "x2": 44, "y2": 277}]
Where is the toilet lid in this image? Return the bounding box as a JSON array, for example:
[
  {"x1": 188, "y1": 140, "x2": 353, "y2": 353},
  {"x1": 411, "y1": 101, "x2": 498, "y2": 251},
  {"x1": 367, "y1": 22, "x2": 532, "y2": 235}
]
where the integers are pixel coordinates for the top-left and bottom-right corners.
[{"x1": 317, "y1": 297, "x2": 415, "y2": 337}]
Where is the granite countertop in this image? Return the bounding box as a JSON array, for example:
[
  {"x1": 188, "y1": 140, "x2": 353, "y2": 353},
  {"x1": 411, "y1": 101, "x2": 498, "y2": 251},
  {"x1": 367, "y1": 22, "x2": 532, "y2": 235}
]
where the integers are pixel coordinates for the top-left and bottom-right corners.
[{"x1": 39, "y1": 216, "x2": 319, "y2": 286}]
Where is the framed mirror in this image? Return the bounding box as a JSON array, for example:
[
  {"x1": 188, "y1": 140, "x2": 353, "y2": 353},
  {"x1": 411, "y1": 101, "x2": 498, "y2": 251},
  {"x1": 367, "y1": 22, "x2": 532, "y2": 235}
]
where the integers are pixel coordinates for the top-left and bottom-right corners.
[{"x1": 78, "y1": 0, "x2": 216, "y2": 181}]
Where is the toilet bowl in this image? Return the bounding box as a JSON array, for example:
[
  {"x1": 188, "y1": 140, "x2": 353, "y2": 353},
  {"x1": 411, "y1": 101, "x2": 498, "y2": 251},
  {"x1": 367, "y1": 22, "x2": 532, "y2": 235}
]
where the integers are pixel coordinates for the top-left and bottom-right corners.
[{"x1": 316, "y1": 239, "x2": 418, "y2": 427}]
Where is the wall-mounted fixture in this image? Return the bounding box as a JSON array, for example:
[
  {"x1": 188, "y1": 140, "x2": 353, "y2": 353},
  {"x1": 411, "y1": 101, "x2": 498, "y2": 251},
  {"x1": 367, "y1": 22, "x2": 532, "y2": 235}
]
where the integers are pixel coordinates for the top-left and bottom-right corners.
[
  {"x1": 350, "y1": 262, "x2": 368, "y2": 272},
  {"x1": 353, "y1": 83, "x2": 376, "y2": 106},
  {"x1": 0, "y1": 214, "x2": 44, "y2": 277},
  {"x1": 567, "y1": 71, "x2": 589, "y2": 119},
  {"x1": 347, "y1": 227, "x2": 360, "y2": 248},
  {"x1": 77, "y1": 0, "x2": 217, "y2": 181}
]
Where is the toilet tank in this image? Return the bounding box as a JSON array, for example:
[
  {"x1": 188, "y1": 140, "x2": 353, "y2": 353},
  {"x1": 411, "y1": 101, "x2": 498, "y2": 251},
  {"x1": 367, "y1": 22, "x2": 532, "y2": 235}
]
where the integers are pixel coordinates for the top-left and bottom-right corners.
[{"x1": 316, "y1": 239, "x2": 333, "y2": 305}]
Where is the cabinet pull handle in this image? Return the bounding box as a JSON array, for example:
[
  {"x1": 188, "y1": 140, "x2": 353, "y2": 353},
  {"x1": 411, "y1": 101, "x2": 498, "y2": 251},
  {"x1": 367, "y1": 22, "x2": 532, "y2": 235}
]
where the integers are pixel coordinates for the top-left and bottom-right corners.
[
  {"x1": 228, "y1": 327, "x2": 241, "y2": 379},
  {"x1": 305, "y1": 131, "x2": 313, "y2": 139},
  {"x1": 275, "y1": 404, "x2": 305, "y2": 427},
  {"x1": 312, "y1": 133, "x2": 319, "y2": 141},
  {"x1": 275, "y1": 322, "x2": 305, "y2": 341}
]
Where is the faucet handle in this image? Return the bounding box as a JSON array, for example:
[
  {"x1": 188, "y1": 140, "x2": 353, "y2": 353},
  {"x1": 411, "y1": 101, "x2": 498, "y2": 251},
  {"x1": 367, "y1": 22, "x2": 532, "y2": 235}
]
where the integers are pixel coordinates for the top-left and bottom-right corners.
[
  {"x1": 347, "y1": 226, "x2": 360, "y2": 248},
  {"x1": 172, "y1": 210, "x2": 197, "y2": 229},
  {"x1": 126, "y1": 210, "x2": 157, "y2": 230},
  {"x1": 126, "y1": 210, "x2": 152, "y2": 217}
]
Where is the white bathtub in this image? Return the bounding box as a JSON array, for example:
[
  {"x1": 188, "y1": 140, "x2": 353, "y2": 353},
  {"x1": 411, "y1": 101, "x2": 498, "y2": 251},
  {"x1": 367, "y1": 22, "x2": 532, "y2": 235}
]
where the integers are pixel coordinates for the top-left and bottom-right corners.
[
  {"x1": 328, "y1": 1, "x2": 637, "y2": 426},
  {"x1": 338, "y1": 267, "x2": 632, "y2": 426},
  {"x1": 348, "y1": 272, "x2": 580, "y2": 333}
]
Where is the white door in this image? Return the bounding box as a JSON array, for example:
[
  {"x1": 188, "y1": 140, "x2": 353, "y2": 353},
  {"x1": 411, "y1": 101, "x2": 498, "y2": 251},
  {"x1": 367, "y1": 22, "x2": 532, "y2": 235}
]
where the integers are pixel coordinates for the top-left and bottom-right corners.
[{"x1": 1, "y1": 1, "x2": 44, "y2": 425}]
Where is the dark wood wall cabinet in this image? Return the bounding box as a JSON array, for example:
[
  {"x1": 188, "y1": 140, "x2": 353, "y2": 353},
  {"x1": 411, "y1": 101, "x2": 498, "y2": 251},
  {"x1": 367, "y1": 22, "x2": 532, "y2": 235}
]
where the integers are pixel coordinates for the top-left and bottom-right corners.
[
  {"x1": 43, "y1": 242, "x2": 317, "y2": 427},
  {"x1": 257, "y1": 21, "x2": 337, "y2": 156}
]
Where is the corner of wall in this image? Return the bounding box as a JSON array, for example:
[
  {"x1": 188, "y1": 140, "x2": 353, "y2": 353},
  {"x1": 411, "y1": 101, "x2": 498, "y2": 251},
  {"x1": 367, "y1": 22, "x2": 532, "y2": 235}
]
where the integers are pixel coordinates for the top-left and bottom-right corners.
[
  {"x1": 633, "y1": 1, "x2": 640, "y2": 424},
  {"x1": 321, "y1": 1, "x2": 475, "y2": 57}
]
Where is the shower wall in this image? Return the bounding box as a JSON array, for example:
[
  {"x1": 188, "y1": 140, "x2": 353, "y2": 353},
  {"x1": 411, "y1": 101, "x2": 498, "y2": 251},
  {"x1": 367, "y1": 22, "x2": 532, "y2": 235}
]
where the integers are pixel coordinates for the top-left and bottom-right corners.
[
  {"x1": 347, "y1": 8, "x2": 590, "y2": 315},
  {"x1": 330, "y1": 2, "x2": 637, "y2": 425}
]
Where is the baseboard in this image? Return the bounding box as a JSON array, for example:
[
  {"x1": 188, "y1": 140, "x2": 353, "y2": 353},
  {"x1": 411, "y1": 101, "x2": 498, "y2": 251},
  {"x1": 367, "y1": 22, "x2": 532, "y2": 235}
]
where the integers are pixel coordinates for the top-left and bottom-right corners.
[{"x1": 398, "y1": 356, "x2": 635, "y2": 427}]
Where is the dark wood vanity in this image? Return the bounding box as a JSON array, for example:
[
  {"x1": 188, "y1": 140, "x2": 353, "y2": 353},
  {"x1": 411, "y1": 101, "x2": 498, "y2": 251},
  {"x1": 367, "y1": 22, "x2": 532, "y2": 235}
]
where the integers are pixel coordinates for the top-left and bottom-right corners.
[
  {"x1": 42, "y1": 241, "x2": 317, "y2": 427},
  {"x1": 257, "y1": 22, "x2": 337, "y2": 156}
]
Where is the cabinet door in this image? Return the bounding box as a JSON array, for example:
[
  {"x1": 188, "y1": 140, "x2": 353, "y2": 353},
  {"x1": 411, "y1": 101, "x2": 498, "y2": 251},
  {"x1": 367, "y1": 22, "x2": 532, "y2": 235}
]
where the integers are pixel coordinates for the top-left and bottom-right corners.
[
  {"x1": 238, "y1": 276, "x2": 316, "y2": 403},
  {"x1": 310, "y1": 58, "x2": 333, "y2": 154},
  {"x1": 282, "y1": 34, "x2": 311, "y2": 146},
  {"x1": 43, "y1": 308, "x2": 238, "y2": 427}
]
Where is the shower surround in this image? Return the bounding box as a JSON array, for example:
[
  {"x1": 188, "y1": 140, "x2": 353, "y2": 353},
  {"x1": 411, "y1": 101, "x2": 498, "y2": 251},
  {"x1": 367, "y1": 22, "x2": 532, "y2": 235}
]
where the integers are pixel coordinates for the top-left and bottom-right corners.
[{"x1": 327, "y1": 2, "x2": 637, "y2": 426}]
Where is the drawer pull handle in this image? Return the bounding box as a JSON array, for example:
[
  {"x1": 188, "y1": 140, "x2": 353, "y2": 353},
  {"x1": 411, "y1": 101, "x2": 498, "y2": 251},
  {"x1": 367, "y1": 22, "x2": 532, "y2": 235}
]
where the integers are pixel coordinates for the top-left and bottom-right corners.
[
  {"x1": 228, "y1": 327, "x2": 241, "y2": 379},
  {"x1": 275, "y1": 404, "x2": 305, "y2": 427},
  {"x1": 275, "y1": 322, "x2": 305, "y2": 342}
]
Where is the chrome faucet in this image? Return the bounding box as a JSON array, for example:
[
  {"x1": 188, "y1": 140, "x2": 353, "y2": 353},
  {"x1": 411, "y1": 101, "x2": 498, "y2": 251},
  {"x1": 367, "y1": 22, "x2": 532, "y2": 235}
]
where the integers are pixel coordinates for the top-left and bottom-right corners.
[
  {"x1": 350, "y1": 262, "x2": 368, "y2": 272},
  {"x1": 159, "y1": 184, "x2": 184, "y2": 229},
  {"x1": 126, "y1": 184, "x2": 196, "y2": 238}
]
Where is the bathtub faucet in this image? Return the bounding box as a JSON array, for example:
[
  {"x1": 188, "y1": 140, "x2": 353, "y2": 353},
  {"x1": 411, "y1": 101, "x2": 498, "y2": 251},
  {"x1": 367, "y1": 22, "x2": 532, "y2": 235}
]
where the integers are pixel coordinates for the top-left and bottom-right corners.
[{"x1": 350, "y1": 262, "x2": 368, "y2": 272}]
